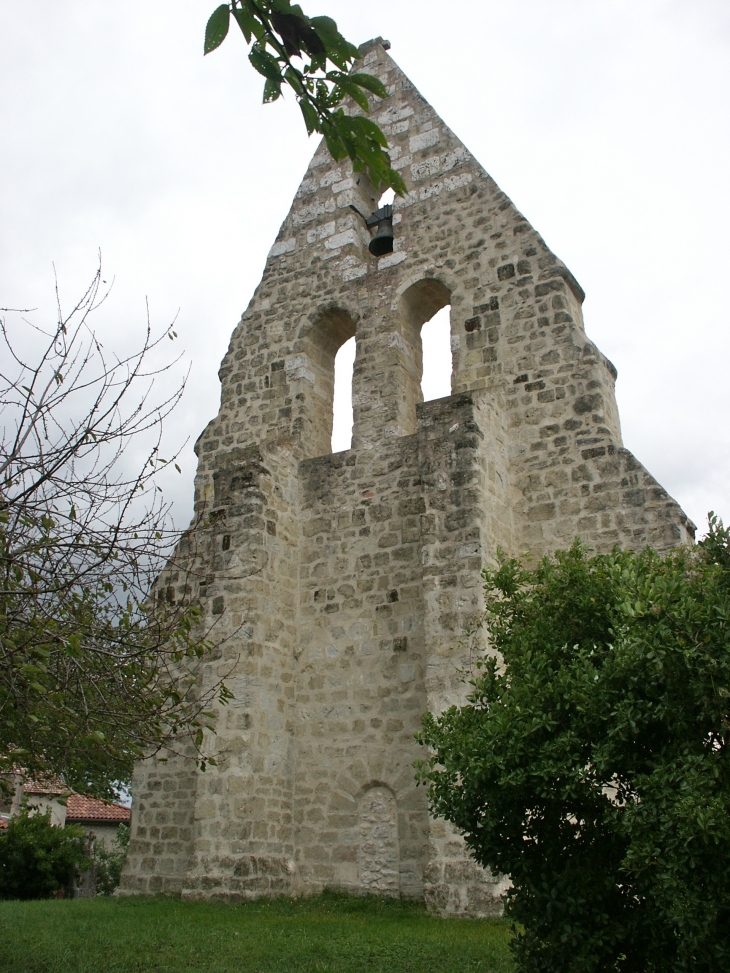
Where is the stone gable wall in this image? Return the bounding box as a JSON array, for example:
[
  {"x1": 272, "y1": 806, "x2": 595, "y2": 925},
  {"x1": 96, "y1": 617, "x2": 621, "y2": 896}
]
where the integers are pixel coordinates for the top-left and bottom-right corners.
[{"x1": 119, "y1": 38, "x2": 693, "y2": 913}]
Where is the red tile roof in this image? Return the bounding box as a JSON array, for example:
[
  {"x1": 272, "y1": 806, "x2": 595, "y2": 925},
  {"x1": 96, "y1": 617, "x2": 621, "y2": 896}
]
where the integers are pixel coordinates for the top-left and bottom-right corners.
[
  {"x1": 65, "y1": 794, "x2": 131, "y2": 824},
  {"x1": 22, "y1": 774, "x2": 69, "y2": 796}
]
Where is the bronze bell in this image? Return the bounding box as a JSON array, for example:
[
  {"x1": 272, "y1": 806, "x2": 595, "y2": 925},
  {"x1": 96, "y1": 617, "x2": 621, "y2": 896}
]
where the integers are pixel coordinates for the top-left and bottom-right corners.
[{"x1": 366, "y1": 204, "x2": 394, "y2": 256}]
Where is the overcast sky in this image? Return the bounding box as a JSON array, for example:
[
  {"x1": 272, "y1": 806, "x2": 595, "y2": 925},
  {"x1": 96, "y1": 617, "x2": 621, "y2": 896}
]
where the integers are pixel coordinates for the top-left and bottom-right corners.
[{"x1": 1, "y1": 0, "x2": 729, "y2": 537}]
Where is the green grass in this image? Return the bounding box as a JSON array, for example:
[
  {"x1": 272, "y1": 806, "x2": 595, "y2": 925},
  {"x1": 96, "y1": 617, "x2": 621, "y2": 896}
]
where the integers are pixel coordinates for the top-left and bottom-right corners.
[{"x1": 0, "y1": 892, "x2": 514, "y2": 973}]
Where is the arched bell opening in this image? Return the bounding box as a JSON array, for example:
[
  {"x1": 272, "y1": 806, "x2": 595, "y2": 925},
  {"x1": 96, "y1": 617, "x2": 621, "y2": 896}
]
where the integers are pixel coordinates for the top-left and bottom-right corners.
[
  {"x1": 395, "y1": 278, "x2": 453, "y2": 434},
  {"x1": 297, "y1": 307, "x2": 357, "y2": 459},
  {"x1": 332, "y1": 336, "x2": 356, "y2": 452},
  {"x1": 377, "y1": 187, "x2": 396, "y2": 208},
  {"x1": 421, "y1": 305, "x2": 452, "y2": 402}
]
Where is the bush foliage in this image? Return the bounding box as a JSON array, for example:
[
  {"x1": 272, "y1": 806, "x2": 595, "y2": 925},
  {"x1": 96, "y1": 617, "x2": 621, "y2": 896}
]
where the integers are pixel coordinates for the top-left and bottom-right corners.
[
  {"x1": 0, "y1": 809, "x2": 89, "y2": 900},
  {"x1": 419, "y1": 516, "x2": 730, "y2": 973},
  {"x1": 95, "y1": 823, "x2": 130, "y2": 896}
]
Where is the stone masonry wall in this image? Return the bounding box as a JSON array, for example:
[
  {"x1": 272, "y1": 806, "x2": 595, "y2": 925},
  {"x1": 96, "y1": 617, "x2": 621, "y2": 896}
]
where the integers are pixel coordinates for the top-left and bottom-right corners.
[{"x1": 119, "y1": 38, "x2": 693, "y2": 913}]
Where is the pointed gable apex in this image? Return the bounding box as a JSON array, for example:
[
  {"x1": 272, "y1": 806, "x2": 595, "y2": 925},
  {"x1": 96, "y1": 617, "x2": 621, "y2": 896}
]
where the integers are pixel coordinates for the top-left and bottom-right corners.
[{"x1": 266, "y1": 37, "x2": 584, "y2": 307}]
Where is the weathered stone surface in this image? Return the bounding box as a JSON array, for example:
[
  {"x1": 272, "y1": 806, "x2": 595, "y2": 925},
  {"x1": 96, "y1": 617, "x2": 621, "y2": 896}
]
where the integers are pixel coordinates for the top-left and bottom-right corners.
[{"x1": 118, "y1": 38, "x2": 694, "y2": 914}]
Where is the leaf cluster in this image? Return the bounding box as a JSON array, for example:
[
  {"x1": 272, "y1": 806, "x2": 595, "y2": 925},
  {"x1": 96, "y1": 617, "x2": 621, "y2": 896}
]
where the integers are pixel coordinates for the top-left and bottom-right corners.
[
  {"x1": 204, "y1": 1, "x2": 406, "y2": 196},
  {"x1": 0, "y1": 808, "x2": 90, "y2": 900},
  {"x1": 0, "y1": 512, "x2": 225, "y2": 798},
  {"x1": 418, "y1": 518, "x2": 730, "y2": 973},
  {"x1": 94, "y1": 822, "x2": 130, "y2": 896}
]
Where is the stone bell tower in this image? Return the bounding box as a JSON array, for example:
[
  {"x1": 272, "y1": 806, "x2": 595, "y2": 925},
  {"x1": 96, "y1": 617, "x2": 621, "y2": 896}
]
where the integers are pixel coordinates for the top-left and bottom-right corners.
[{"x1": 119, "y1": 38, "x2": 694, "y2": 913}]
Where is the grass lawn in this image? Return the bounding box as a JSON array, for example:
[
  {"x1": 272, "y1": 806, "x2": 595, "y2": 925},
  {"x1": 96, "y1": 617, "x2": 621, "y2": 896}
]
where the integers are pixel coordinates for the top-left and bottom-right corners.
[{"x1": 0, "y1": 892, "x2": 514, "y2": 973}]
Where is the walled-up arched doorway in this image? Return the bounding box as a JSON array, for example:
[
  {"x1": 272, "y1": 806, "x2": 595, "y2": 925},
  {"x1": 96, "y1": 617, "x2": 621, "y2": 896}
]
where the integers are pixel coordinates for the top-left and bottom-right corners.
[{"x1": 358, "y1": 785, "x2": 400, "y2": 895}]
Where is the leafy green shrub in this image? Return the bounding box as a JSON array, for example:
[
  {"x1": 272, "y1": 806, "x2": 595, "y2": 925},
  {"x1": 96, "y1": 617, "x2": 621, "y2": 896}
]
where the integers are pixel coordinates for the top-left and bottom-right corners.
[
  {"x1": 0, "y1": 808, "x2": 89, "y2": 900},
  {"x1": 94, "y1": 823, "x2": 130, "y2": 896},
  {"x1": 419, "y1": 516, "x2": 730, "y2": 973}
]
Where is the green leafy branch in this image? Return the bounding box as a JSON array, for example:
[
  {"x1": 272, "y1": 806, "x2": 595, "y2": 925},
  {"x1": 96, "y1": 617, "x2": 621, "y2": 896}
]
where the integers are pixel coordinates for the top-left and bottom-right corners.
[{"x1": 204, "y1": 0, "x2": 406, "y2": 196}]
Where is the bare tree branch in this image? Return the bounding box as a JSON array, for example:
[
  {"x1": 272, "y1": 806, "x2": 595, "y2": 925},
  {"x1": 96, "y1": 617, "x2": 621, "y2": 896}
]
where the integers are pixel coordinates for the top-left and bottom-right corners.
[{"x1": 0, "y1": 259, "x2": 233, "y2": 800}]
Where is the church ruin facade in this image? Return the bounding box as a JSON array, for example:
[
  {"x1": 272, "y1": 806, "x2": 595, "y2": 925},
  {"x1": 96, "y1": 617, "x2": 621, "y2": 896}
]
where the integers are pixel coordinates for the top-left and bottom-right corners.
[{"x1": 119, "y1": 39, "x2": 694, "y2": 914}]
